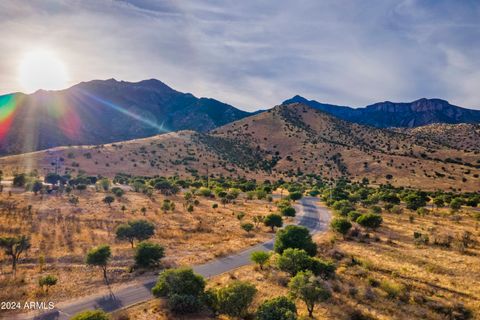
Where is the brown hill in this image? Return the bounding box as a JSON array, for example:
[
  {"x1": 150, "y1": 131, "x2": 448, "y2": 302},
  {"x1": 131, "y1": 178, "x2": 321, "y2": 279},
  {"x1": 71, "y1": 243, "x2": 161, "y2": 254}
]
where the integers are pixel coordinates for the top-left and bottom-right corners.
[
  {"x1": 0, "y1": 103, "x2": 478, "y2": 191},
  {"x1": 395, "y1": 123, "x2": 480, "y2": 152}
]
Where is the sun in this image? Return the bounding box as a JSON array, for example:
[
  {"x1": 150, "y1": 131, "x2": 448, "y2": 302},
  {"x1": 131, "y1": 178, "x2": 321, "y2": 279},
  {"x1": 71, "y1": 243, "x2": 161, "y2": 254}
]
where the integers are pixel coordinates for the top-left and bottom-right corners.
[{"x1": 18, "y1": 49, "x2": 69, "y2": 93}]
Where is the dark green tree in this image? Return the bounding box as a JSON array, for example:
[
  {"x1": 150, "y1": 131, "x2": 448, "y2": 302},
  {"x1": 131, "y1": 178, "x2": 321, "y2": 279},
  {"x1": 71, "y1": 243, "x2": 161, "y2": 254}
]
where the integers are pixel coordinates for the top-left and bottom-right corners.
[
  {"x1": 274, "y1": 225, "x2": 317, "y2": 256},
  {"x1": 264, "y1": 213, "x2": 283, "y2": 232},
  {"x1": 135, "y1": 241, "x2": 165, "y2": 268},
  {"x1": 115, "y1": 220, "x2": 155, "y2": 247},
  {"x1": 86, "y1": 245, "x2": 111, "y2": 283},
  {"x1": 330, "y1": 218, "x2": 352, "y2": 239},
  {"x1": 256, "y1": 296, "x2": 297, "y2": 320}
]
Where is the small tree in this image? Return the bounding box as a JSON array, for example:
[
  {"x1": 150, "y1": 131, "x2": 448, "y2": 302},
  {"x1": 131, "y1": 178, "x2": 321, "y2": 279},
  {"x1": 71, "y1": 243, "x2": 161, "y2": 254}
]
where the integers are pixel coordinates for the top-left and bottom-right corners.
[
  {"x1": 288, "y1": 191, "x2": 303, "y2": 201},
  {"x1": 404, "y1": 193, "x2": 427, "y2": 211},
  {"x1": 141, "y1": 206, "x2": 147, "y2": 215},
  {"x1": 250, "y1": 251, "x2": 271, "y2": 270},
  {"x1": 241, "y1": 222, "x2": 254, "y2": 234},
  {"x1": 288, "y1": 270, "x2": 331, "y2": 317},
  {"x1": 256, "y1": 296, "x2": 297, "y2": 320},
  {"x1": 253, "y1": 215, "x2": 264, "y2": 228},
  {"x1": 0, "y1": 235, "x2": 31, "y2": 275},
  {"x1": 103, "y1": 195, "x2": 115, "y2": 207},
  {"x1": 86, "y1": 245, "x2": 111, "y2": 284},
  {"x1": 212, "y1": 281, "x2": 257, "y2": 318},
  {"x1": 432, "y1": 196, "x2": 445, "y2": 210},
  {"x1": 70, "y1": 310, "x2": 110, "y2": 320},
  {"x1": 32, "y1": 180, "x2": 43, "y2": 195},
  {"x1": 330, "y1": 218, "x2": 352, "y2": 239},
  {"x1": 450, "y1": 198, "x2": 463, "y2": 212},
  {"x1": 115, "y1": 220, "x2": 155, "y2": 247},
  {"x1": 274, "y1": 225, "x2": 317, "y2": 256},
  {"x1": 281, "y1": 206, "x2": 296, "y2": 217},
  {"x1": 135, "y1": 241, "x2": 165, "y2": 268},
  {"x1": 98, "y1": 178, "x2": 111, "y2": 191},
  {"x1": 152, "y1": 268, "x2": 205, "y2": 314},
  {"x1": 356, "y1": 214, "x2": 383, "y2": 231},
  {"x1": 38, "y1": 275, "x2": 58, "y2": 294},
  {"x1": 13, "y1": 173, "x2": 27, "y2": 187},
  {"x1": 277, "y1": 248, "x2": 314, "y2": 276},
  {"x1": 264, "y1": 213, "x2": 283, "y2": 232}
]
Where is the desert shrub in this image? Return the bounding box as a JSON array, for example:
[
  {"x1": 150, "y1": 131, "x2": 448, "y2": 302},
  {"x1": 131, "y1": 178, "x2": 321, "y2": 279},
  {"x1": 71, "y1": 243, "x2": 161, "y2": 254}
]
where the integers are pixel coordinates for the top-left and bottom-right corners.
[
  {"x1": 264, "y1": 214, "x2": 283, "y2": 231},
  {"x1": 152, "y1": 268, "x2": 205, "y2": 314},
  {"x1": 256, "y1": 296, "x2": 297, "y2": 320},
  {"x1": 330, "y1": 218, "x2": 352, "y2": 239},
  {"x1": 210, "y1": 281, "x2": 257, "y2": 318}
]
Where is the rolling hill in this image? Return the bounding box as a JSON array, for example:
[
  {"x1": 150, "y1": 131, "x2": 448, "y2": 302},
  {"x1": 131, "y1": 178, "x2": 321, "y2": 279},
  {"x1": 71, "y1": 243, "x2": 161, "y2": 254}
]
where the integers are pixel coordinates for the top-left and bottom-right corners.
[
  {"x1": 0, "y1": 79, "x2": 251, "y2": 155},
  {"x1": 284, "y1": 95, "x2": 480, "y2": 128},
  {"x1": 1, "y1": 103, "x2": 478, "y2": 192}
]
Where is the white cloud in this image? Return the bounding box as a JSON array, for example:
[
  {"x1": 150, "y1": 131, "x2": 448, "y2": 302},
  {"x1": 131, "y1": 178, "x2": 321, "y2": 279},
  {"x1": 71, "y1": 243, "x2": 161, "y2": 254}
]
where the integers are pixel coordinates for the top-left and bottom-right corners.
[{"x1": 0, "y1": 0, "x2": 479, "y2": 110}]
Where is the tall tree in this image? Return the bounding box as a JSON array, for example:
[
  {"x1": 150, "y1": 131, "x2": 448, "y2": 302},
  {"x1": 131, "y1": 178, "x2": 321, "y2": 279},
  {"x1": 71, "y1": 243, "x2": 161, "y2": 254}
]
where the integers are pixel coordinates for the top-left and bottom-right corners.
[{"x1": 86, "y1": 245, "x2": 111, "y2": 284}]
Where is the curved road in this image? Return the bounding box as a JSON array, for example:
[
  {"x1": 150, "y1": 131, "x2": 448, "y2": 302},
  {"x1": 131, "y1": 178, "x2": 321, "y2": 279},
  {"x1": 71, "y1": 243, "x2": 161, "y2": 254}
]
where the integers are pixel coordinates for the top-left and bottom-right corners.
[{"x1": 16, "y1": 197, "x2": 331, "y2": 320}]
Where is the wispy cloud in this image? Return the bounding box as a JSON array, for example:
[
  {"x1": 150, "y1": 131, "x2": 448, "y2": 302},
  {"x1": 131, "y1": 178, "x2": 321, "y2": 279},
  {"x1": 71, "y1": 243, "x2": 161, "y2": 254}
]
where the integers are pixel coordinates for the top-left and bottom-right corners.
[{"x1": 0, "y1": 0, "x2": 479, "y2": 110}]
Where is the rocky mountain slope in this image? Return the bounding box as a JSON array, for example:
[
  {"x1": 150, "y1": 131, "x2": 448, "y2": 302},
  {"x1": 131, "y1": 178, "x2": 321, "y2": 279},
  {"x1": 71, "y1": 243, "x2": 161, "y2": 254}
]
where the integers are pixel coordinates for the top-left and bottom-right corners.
[
  {"x1": 0, "y1": 79, "x2": 250, "y2": 155},
  {"x1": 1, "y1": 103, "x2": 478, "y2": 191},
  {"x1": 284, "y1": 95, "x2": 480, "y2": 128}
]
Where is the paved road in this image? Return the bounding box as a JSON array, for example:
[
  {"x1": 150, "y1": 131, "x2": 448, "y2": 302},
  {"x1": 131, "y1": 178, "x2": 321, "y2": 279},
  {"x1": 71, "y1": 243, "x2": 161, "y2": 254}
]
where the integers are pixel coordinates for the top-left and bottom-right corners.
[{"x1": 14, "y1": 197, "x2": 330, "y2": 320}]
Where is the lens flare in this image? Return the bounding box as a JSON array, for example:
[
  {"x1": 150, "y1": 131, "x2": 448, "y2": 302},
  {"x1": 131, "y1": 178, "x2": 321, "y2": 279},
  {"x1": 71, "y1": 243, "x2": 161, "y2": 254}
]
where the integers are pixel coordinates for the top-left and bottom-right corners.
[{"x1": 0, "y1": 95, "x2": 18, "y2": 140}]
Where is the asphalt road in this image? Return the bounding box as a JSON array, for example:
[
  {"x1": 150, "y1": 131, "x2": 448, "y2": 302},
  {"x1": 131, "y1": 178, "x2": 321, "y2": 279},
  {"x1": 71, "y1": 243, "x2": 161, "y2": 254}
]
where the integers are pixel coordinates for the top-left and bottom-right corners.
[{"x1": 13, "y1": 196, "x2": 331, "y2": 320}]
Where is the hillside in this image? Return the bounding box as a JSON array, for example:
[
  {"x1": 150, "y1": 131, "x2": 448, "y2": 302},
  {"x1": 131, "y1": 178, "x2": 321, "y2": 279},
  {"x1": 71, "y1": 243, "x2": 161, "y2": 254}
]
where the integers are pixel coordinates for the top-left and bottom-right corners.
[
  {"x1": 0, "y1": 103, "x2": 478, "y2": 191},
  {"x1": 0, "y1": 79, "x2": 250, "y2": 155},
  {"x1": 395, "y1": 123, "x2": 480, "y2": 152},
  {"x1": 284, "y1": 95, "x2": 480, "y2": 128}
]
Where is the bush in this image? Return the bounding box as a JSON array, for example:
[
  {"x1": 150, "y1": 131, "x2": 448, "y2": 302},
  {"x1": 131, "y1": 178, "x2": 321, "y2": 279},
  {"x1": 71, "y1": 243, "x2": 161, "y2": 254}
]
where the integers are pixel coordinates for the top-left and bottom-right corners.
[
  {"x1": 256, "y1": 296, "x2": 297, "y2": 320},
  {"x1": 167, "y1": 294, "x2": 203, "y2": 314},
  {"x1": 152, "y1": 268, "x2": 206, "y2": 314},
  {"x1": 281, "y1": 206, "x2": 296, "y2": 217},
  {"x1": 330, "y1": 218, "x2": 352, "y2": 238},
  {"x1": 274, "y1": 225, "x2": 317, "y2": 256},
  {"x1": 288, "y1": 191, "x2": 303, "y2": 201},
  {"x1": 241, "y1": 222, "x2": 254, "y2": 233},
  {"x1": 134, "y1": 241, "x2": 164, "y2": 268},
  {"x1": 71, "y1": 310, "x2": 110, "y2": 320},
  {"x1": 277, "y1": 248, "x2": 313, "y2": 276},
  {"x1": 369, "y1": 205, "x2": 382, "y2": 214},
  {"x1": 38, "y1": 275, "x2": 58, "y2": 293},
  {"x1": 211, "y1": 281, "x2": 257, "y2": 318},
  {"x1": 356, "y1": 214, "x2": 382, "y2": 231},
  {"x1": 332, "y1": 200, "x2": 355, "y2": 216},
  {"x1": 251, "y1": 251, "x2": 271, "y2": 270}
]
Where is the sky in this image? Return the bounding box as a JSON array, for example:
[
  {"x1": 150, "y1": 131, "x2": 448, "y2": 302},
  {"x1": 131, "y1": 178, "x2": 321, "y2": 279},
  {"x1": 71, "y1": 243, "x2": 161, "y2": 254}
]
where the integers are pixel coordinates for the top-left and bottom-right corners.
[{"x1": 0, "y1": 0, "x2": 479, "y2": 111}]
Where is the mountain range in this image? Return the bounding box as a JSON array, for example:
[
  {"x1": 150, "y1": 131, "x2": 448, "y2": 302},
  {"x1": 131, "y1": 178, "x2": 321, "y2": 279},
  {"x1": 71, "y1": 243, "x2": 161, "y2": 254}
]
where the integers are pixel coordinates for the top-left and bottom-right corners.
[
  {"x1": 0, "y1": 79, "x2": 250, "y2": 155},
  {"x1": 283, "y1": 95, "x2": 480, "y2": 128},
  {"x1": 1, "y1": 78, "x2": 480, "y2": 156},
  {"x1": 0, "y1": 103, "x2": 478, "y2": 191}
]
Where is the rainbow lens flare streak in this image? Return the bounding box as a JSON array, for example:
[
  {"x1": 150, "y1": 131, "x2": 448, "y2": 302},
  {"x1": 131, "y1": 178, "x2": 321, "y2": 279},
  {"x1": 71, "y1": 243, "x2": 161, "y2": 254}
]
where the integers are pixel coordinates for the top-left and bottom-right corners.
[
  {"x1": 0, "y1": 94, "x2": 18, "y2": 140},
  {"x1": 76, "y1": 89, "x2": 168, "y2": 133}
]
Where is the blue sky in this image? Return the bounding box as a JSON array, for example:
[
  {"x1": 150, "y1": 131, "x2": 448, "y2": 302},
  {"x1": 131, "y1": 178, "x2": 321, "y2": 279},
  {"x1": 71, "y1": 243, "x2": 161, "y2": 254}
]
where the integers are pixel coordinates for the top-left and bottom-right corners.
[{"x1": 1, "y1": 0, "x2": 479, "y2": 111}]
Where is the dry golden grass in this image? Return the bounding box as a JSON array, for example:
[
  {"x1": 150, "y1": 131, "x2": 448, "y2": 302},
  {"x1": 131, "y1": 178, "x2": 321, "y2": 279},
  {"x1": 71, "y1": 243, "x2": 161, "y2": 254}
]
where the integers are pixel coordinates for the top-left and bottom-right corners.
[{"x1": 0, "y1": 188, "x2": 274, "y2": 309}]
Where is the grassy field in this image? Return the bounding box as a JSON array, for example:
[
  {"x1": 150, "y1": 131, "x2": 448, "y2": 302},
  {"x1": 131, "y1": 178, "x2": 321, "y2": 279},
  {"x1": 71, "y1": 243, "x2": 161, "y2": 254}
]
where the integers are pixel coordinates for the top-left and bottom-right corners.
[{"x1": 0, "y1": 187, "x2": 275, "y2": 309}]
